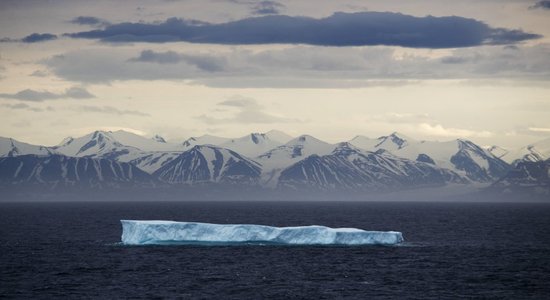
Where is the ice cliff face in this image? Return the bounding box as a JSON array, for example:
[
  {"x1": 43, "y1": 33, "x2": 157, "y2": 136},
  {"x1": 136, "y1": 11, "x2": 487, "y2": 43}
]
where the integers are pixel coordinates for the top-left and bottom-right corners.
[{"x1": 121, "y1": 220, "x2": 404, "y2": 245}]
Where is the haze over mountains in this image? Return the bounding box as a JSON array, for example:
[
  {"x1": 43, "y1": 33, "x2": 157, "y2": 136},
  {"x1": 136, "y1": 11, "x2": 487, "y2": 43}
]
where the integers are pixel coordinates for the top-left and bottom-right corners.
[{"x1": 0, "y1": 130, "x2": 549, "y2": 199}]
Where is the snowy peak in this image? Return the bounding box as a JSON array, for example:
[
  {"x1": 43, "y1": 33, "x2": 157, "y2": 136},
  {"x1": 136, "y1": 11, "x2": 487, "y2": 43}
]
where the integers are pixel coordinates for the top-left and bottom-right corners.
[
  {"x1": 449, "y1": 139, "x2": 510, "y2": 182},
  {"x1": 250, "y1": 133, "x2": 265, "y2": 144},
  {"x1": 457, "y1": 139, "x2": 489, "y2": 155},
  {"x1": 264, "y1": 130, "x2": 293, "y2": 144},
  {"x1": 278, "y1": 141, "x2": 467, "y2": 191},
  {"x1": 513, "y1": 137, "x2": 550, "y2": 164},
  {"x1": 350, "y1": 134, "x2": 509, "y2": 182},
  {"x1": 57, "y1": 136, "x2": 74, "y2": 147},
  {"x1": 286, "y1": 134, "x2": 332, "y2": 147},
  {"x1": 108, "y1": 130, "x2": 180, "y2": 151},
  {"x1": 53, "y1": 130, "x2": 133, "y2": 158},
  {"x1": 152, "y1": 135, "x2": 166, "y2": 143},
  {"x1": 153, "y1": 145, "x2": 261, "y2": 184},
  {"x1": 259, "y1": 134, "x2": 334, "y2": 162},
  {"x1": 220, "y1": 133, "x2": 282, "y2": 158},
  {"x1": 0, "y1": 137, "x2": 56, "y2": 157},
  {"x1": 182, "y1": 134, "x2": 229, "y2": 148},
  {"x1": 349, "y1": 135, "x2": 379, "y2": 151},
  {"x1": 54, "y1": 130, "x2": 182, "y2": 157},
  {"x1": 255, "y1": 134, "x2": 335, "y2": 187},
  {"x1": 375, "y1": 132, "x2": 414, "y2": 151},
  {"x1": 491, "y1": 159, "x2": 550, "y2": 197},
  {"x1": 351, "y1": 132, "x2": 414, "y2": 152},
  {"x1": 487, "y1": 145, "x2": 509, "y2": 159},
  {"x1": 332, "y1": 142, "x2": 365, "y2": 156}
]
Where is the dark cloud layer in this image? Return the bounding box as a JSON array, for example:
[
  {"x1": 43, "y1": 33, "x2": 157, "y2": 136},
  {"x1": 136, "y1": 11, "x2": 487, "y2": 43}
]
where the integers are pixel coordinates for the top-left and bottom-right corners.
[
  {"x1": 531, "y1": 1, "x2": 550, "y2": 10},
  {"x1": 70, "y1": 16, "x2": 110, "y2": 27},
  {"x1": 22, "y1": 33, "x2": 57, "y2": 43},
  {"x1": 0, "y1": 87, "x2": 94, "y2": 101},
  {"x1": 65, "y1": 12, "x2": 540, "y2": 48},
  {"x1": 44, "y1": 45, "x2": 550, "y2": 87},
  {"x1": 252, "y1": 1, "x2": 285, "y2": 15},
  {"x1": 129, "y1": 50, "x2": 226, "y2": 72},
  {"x1": 1, "y1": 103, "x2": 46, "y2": 112}
]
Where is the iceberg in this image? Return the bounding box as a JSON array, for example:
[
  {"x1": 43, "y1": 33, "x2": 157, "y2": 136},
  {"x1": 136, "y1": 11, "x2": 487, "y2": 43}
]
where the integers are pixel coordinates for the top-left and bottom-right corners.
[{"x1": 120, "y1": 220, "x2": 404, "y2": 246}]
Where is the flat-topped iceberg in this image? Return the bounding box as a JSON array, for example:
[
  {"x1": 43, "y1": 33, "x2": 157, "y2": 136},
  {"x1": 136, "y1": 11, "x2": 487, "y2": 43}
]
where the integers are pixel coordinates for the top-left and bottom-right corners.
[{"x1": 121, "y1": 220, "x2": 404, "y2": 246}]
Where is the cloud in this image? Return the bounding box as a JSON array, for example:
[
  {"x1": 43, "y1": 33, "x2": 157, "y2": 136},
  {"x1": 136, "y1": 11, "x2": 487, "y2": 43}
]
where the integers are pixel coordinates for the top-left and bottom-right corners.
[
  {"x1": 29, "y1": 70, "x2": 49, "y2": 77},
  {"x1": 64, "y1": 87, "x2": 95, "y2": 99},
  {"x1": 528, "y1": 127, "x2": 550, "y2": 132},
  {"x1": 129, "y1": 50, "x2": 226, "y2": 72},
  {"x1": 252, "y1": 1, "x2": 285, "y2": 15},
  {"x1": 70, "y1": 16, "x2": 110, "y2": 27},
  {"x1": 1, "y1": 103, "x2": 44, "y2": 112},
  {"x1": 364, "y1": 113, "x2": 493, "y2": 139},
  {"x1": 197, "y1": 95, "x2": 300, "y2": 124},
  {"x1": 218, "y1": 97, "x2": 260, "y2": 108},
  {"x1": 530, "y1": 1, "x2": 550, "y2": 10},
  {"x1": 505, "y1": 126, "x2": 550, "y2": 138},
  {"x1": 0, "y1": 86, "x2": 94, "y2": 101},
  {"x1": 367, "y1": 113, "x2": 432, "y2": 124},
  {"x1": 43, "y1": 44, "x2": 550, "y2": 87},
  {"x1": 64, "y1": 12, "x2": 540, "y2": 48},
  {"x1": 22, "y1": 33, "x2": 57, "y2": 43},
  {"x1": 0, "y1": 38, "x2": 17, "y2": 43},
  {"x1": 75, "y1": 105, "x2": 150, "y2": 116},
  {"x1": 417, "y1": 123, "x2": 493, "y2": 138}
]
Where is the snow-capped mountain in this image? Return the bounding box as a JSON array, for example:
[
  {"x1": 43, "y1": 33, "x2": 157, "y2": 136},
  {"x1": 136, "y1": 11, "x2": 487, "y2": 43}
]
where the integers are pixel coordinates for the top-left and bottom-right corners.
[
  {"x1": 348, "y1": 135, "x2": 381, "y2": 151},
  {"x1": 2, "y1": 130, "x2": 547, "y2": 196},
  {"x1": 53, "y1": 130, "x2": 181, "y2": 157},
  {"x1": 183, "y1": 130, "x2": 293, "y2": 157},
  {"x1": 152, "y1": 134, "x2": 167, "y2": 143},
  {"x1": 220, "y1": 133, "x2": 283, "y2": 158},
  {"x1": 277, "y1": 143, "x2": 467, "y2": 191},
  {"x1": 350, "y1": 132, "x2": 510, "y2": 182},
  {"x1": 52, "y1": 130, "x2": 140, "y2": 161},
  {"x1": 490, "y1": 159, "x2": 549, "y2": 196},
  {"x1": 153, "y1": 145, "x2": 261, "y2": 185},
  {"x1": 351, "y1": 132, "x2": 414, "y2": 152},
  {"x1": 51, "y1": 131, "x2": 186, "y2": 174},
  {"x1": 257, "y1": 134, "x2": 336, "y2": 186},
  {"x1": 491, "y1": 137, "x2": 550, "y2": 165},
  {"x1": 263, "y1": 130, "x2": 294, "y2": 144},
  {"x1": 182, "y1": 134, "x2": 229, "y2": 148},
  {"x1": 486, "y1": 145, "x2": 509, "y2": 160},
  {"x1": 124, "y1": 151, "x2": 182, "y2": 174},
  {"x1": 0, "y1": 137, "x2": 56, "y2": 157},
  {"x1": 0, "y1": 154, "x2": 156, "y2": 190}
]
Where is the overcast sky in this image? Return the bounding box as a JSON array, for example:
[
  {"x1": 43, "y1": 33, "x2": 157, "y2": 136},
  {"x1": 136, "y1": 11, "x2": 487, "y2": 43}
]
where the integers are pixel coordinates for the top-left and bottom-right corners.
[{"x1": 0, "y1": 0, "x2": 549, "y2": 148}]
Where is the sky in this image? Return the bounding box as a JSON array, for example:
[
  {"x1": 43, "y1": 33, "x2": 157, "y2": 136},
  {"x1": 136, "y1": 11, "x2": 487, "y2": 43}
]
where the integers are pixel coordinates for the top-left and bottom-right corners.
[{"x1": 0, "y1": 0, "x2": 549, "y2": 149}]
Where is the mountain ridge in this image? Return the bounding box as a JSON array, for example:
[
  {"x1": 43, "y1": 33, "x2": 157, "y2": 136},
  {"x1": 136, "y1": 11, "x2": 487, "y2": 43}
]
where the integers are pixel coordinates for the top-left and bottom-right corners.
[{"x1": 2, "y1": 129, "x2": 548, "y2": 196}]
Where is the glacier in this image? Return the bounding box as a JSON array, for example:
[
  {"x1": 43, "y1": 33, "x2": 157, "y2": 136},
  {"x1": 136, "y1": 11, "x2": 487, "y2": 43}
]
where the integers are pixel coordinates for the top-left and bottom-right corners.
[{"x1": 121, "y1": 220, "x2": 404, "y2": 246}]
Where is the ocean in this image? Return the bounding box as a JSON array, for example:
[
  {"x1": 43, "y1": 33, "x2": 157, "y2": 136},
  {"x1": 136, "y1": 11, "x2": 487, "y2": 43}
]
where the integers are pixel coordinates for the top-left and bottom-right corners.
[{"x1": 1, "y1": 201, "x2": 549, "y2": 299}]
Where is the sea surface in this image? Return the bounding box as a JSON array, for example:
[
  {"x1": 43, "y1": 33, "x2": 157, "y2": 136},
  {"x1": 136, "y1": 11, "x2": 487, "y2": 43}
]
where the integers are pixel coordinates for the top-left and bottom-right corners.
[{"x1": 1, "y1": 201, "x2": 550, "y2": 299}]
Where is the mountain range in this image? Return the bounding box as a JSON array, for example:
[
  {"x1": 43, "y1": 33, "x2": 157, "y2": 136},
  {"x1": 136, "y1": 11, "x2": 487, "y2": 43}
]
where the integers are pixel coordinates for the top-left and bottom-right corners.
[{"x1": 1, "y1": 130, "x2": 549, "y2": 198}]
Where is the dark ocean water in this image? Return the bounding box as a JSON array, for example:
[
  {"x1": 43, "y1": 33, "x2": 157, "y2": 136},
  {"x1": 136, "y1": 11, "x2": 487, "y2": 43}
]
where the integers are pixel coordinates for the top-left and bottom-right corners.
[{"x1": 1, "y1": 201, "x2": 550, "y2": 299}]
